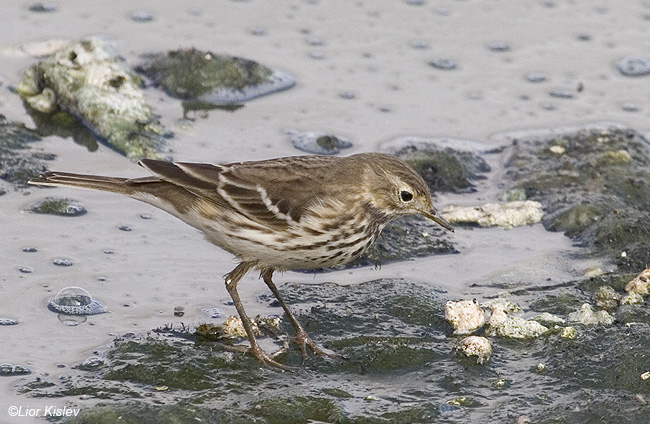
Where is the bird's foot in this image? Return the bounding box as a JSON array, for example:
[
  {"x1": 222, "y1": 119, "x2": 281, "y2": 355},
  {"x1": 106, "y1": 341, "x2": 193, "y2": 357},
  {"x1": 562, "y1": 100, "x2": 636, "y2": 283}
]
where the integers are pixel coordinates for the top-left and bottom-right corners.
[
  {"x1": 249, "y1": 344, "x2": 297, "y2": 371},
  {"x1": 295, "y1": 329, "x2": 342, "y2": 360}
]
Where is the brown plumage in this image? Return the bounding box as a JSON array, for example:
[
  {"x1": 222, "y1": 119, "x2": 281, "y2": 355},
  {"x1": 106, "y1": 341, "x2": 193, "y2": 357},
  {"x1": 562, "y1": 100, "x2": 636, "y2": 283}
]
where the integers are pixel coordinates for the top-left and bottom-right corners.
[{"x1": 29, "y1": 152, "x2": 452, "y2": 369}]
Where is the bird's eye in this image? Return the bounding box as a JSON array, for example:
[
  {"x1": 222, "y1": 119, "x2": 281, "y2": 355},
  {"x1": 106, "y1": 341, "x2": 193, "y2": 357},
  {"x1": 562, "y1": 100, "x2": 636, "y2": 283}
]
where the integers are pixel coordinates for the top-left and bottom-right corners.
[{"x1": 399, "y1": 190, "x2": 414, "y2": 202}]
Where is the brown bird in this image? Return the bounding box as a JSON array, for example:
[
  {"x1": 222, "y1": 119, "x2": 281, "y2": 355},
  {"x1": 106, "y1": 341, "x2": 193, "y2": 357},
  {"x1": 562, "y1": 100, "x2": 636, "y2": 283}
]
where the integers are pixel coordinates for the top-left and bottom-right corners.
[{"x1": 29, "y1": 152, "x2": 453, "y2": 369}]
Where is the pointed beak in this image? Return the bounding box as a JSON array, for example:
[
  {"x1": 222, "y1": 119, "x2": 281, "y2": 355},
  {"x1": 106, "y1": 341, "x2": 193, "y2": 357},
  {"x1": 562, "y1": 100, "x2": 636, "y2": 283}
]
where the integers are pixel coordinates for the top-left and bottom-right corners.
[{"x1": 421, "y1": 208, "x2": 454, "y2": 232}]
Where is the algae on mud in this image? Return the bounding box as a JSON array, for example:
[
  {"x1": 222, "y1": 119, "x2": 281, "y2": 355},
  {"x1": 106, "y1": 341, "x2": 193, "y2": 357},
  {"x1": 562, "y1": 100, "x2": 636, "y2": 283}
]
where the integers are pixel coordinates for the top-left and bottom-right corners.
[
  {"x1": 499, "y1": 123, "x2": 650, "y2": 271},
  {"x1": 17, "y1": 277, "x2": 650, "y2": 423},
  {"x1": 0, "y1": 115, "x2": 50, "y2": 186},
  {"x1": 15, "y1": 38, "x2": 169, "y2": 159},
  {"x1": 136, "y1": 48, "x2": 296, "y2": 104}
]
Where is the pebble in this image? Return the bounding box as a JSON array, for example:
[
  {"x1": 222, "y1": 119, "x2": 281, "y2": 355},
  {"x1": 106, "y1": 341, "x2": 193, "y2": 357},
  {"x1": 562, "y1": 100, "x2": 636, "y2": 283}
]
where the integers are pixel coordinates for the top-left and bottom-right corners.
[
  {"x1": 442, "y1": 200, "x2": 544, "y2": 229},
  {"x1": 453, "y1": 336, "x2": 492, "y2": 364},
  {"x1": 202, "y1": 307, "x2": 224, "y2": 318},
  {"x1": 444, "y1": 300, "x2": 485, "y2": 334},
  {"x1": 28, "y1": 3, "x2": 56, "y2": 12},
  {"x1": 549, "y1": 89, "x2": 575, "y2": 99},
  {"x1": 306, "y1": 37, "x2": 324, "y2": 46},
  {"x1": 131, "y1": 11, "x2": 154, "y2": 22},
  {"x1": 624, "y1": 268, "x2": 650, "y2": 296},
  {"x1": 0, "y1": 364, "x2": 30, "y2": 376},
  {"x1": 428, "y1": 58, "x2": 457, "y2": 70},
  {"x1": 0, "y1": 318, "x2": 19, "y2": 326},
  {"x1": 487, "y1": 41, "x2": 510, "y2": 52},
  {"x1": 532, "y1": 312, "x2": 566, "y2": 325},
  {"x1": 290, "y1": 130, "x2": 353, "y2": 155},
  {"x1": 411, "y1": 40, "x2": 429, "y2": 49},
  {"x1": 526, "y1": 72, "x2": 547, "y2": 83},
  {"x1": 616, "y1": 56, "x2": 650, "y2": 77},
  {"x1": 53, "y1": 259, "x2": 73, "y2": 267},
  {"x1": 486, "y1": 302, "x2": 548, "y2": 338},
  {"x1": 567, "y1": 303, "x2": 614, "y2": 326},
  {"x1": 621, "y1": 102, "x2": 640, "y2": 112},
  {"x1": 30, "y1": 197, "x2": 87, "y2": 217},
  {"x1": 593, "y1": 285, "x2": 620, "y2": 310},
  {"x1": 76, "y1": 356, "x2": 104, "y2": 370},
  {"x1": 249, "y1": 27, "x2": 266, "y2": 36}
]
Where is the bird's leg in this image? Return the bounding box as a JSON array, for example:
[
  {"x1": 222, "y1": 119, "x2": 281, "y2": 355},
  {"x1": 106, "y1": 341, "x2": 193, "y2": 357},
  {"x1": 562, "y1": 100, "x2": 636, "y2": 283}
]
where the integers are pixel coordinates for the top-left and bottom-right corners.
[
  {"x1": 261, "y1": 269, "x2": 338, "y2": 359},
  {"x1": 224, "y1": 262, "x2": 292, "y2": 370}
]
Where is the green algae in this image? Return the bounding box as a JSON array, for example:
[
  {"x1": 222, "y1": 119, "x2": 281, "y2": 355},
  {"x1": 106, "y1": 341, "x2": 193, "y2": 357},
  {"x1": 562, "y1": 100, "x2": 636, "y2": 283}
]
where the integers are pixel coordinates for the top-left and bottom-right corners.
[
  {"x1": 251, "y1": 396, "x2": 344, "y2": 424},
  {"x1": 15, "y1": 38, "x2": 168, "y2": 159},
  {"x1": 30, "y1": 197, "x2": 87, "y2": 216},
  {"x1": 137, "y1": 48, "x2": 296, "y2": 104},
  {"x1": 65, "y1": 403, "x2": 224, "y2": 424}
]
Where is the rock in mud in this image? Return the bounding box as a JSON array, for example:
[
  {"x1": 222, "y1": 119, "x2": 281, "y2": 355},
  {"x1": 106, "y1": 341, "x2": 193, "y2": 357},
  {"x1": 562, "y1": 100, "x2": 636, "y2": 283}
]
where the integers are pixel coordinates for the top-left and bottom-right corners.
[
  {"x1": 136, "y1": 48, "x2": 295, "y2": 104},
  {"x1": 30, "y1": 197, "x2": 87, "y2": 216},
  {"x1": 0, "y1": 115, "x2": 50, "y2": 186},
  {"x1": 593, "y1": 285, "x2": 621, "y2": 310},
  {"x1": 351, "y1": 215, "x2": 457, "y2": 268},
  {"x1": 497, "y1": 122, "x2": 650, "y2": 271},
  {"x1": 0, "y1": 364, "x2": 30, "y2": 376},
  {"x1": 453, "y1": 336, "x2": 492, "y2": 364},
  {"x1": 625, "y1": 268, "x2": 650, "y2": 297},
  {"x1": 567, "y1": 303, "x2": 615, "y2": 326},
  {"x1": 486, "y1": 301, "x2": 548, "y2": 338},
  {"x1": 443, "y1": 200, "x2": 543, "y2": 228},
  {"x1": 616, "y1": 56, "x2": 650, "y2": 77},
  {"x1": 15, "y1": 38, "x2": 168, "y2": 159},
  {"x1": 445, "y1": 300, "x2": 485, "y2": 334},
  {"x1": 289, "y1": 130, "x2": 353, "y2": 155},
  {"x1": 382, "y1": 136, "x2": 491, "y2": 193}
]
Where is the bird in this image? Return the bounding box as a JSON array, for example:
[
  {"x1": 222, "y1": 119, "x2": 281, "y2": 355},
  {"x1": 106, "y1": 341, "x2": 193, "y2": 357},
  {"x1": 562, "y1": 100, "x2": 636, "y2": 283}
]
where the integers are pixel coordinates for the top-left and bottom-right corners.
[{"x1": 29, "y1": 152, "x2": 453, "y2": 369}]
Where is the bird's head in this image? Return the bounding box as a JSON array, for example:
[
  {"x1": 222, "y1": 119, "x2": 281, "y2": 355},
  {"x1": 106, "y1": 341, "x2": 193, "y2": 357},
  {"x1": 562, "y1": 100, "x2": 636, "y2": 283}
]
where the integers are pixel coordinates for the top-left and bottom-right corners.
[{"x1": 359, "y1": 153, "x2": 454, "y2": 231}]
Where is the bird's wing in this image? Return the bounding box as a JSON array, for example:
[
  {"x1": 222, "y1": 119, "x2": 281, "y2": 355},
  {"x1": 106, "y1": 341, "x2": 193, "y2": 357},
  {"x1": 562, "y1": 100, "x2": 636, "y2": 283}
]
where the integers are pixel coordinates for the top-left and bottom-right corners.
[{"x1": 138, "y1": 156, "x2": 339, "y2": 229}]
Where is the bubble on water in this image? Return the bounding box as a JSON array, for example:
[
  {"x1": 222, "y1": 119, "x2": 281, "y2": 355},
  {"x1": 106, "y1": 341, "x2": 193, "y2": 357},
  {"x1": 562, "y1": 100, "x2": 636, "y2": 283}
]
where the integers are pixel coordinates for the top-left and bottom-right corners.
[{"x1": 48, "y1": 287, "x2": 106, "y2": 315}]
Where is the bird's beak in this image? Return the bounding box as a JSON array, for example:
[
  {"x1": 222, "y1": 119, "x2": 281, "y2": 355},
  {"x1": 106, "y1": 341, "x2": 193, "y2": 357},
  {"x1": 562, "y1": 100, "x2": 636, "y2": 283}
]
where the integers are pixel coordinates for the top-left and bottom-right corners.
[{"x1": 421, "y1": 208, "x2": 454, "y2": 232}]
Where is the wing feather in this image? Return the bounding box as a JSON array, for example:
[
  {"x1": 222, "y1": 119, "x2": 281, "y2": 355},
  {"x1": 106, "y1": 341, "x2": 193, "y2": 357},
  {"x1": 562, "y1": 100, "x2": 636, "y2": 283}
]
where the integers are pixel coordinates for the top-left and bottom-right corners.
[{"x1": 138, "y1": 156, "x2": 344, "y2": 230}]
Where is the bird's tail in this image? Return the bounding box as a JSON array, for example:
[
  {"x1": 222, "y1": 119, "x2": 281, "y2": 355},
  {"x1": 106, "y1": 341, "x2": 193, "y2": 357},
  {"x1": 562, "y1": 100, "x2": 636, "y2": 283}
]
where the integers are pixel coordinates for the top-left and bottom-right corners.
[{"x1": 29, "y1": 171, "x2": 136, "y2": 195}]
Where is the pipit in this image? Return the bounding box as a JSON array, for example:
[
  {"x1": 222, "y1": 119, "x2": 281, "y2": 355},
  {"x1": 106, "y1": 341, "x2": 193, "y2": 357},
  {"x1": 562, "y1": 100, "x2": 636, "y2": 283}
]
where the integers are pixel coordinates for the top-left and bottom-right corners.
[{"x1": 29, "y1": 152, "x2": 453, "y2": 369}]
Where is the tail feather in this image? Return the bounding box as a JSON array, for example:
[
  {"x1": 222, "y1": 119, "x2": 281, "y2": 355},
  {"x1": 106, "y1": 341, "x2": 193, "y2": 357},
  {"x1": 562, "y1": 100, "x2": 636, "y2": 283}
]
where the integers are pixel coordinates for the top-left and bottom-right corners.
[{"x1": 28, "y1": 172, "x2": 135, "y2": 195}]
